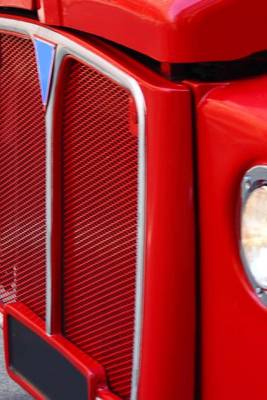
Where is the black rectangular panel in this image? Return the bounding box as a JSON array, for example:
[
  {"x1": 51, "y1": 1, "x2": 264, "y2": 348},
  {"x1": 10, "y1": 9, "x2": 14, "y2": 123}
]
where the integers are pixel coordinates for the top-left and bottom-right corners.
[{"x1": 8, "y1": 317, "x2": 89, "y2": 400}]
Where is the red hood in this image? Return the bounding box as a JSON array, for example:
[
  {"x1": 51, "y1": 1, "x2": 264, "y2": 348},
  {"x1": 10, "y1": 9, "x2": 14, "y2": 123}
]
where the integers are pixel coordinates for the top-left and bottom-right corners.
[{"x1": 1, "y1": 0, "x2": 267, "y2": 63}]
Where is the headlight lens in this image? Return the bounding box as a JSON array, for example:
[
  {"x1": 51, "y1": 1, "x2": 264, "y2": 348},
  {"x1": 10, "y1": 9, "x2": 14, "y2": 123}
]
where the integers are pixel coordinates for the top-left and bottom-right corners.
[{"x1": 241, "y1": 184, "x2": 267, "y2": 290}]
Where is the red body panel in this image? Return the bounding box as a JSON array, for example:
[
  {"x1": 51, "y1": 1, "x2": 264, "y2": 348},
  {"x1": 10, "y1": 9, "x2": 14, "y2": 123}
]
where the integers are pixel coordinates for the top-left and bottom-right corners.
[
  {"x1": 139, "y1": 79, "x2": 195, "y2": 400},
  {"x1": 0, "y1": 0, "x2": 34, "y2": 9},
  {"x1": 2, "y1": 0, "x2": 267, "y2": 62},
  {"x1": 196, "y1": 76, "x2": 267, "y2": 400},
  {"x1": 47, "y1": 0, "x2": 267, "y2": 62}
]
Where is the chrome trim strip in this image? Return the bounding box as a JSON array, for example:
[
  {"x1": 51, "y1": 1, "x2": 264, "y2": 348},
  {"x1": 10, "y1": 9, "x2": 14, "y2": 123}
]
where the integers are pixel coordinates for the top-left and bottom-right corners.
[
  {"x1": 0, "y1": 18, "x2": 146, "y2": 399},
  {"x1": 45, "y1": 71, "x2": 53, "y2": 335},
  {"x1": 241, "y1": 165, "x2": 267, "y2": 305}
]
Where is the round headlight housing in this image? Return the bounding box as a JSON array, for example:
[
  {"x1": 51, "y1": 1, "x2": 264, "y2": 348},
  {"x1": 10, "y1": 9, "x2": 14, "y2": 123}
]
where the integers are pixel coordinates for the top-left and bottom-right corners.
[{"x1": 241, "y1": 166, "x2": 267, "y2": 301}]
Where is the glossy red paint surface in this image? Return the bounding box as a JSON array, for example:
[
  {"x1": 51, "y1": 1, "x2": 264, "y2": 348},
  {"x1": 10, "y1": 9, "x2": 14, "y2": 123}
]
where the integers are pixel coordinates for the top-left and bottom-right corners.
[
  {"x1": 0, "y1": 0, "x2": 34, "y2": 9},
  {"x1": 0, "y1": 15, "x2": 196, "y2": 399},
  {"x1": 2, "y1": 0, "x2": 267, "y2": 62},
  {"x1": 97, "y1": 390, "x2": 121, "y2": 400},
  {"x1": 195, "y1": 76, "x2": 267, "y2": 400},
  {"x1": 36, "y1": 0, "x2": 267, "y2": 62},
  {"x1": 139, "y1": 81, "x2": 195, "y2": 400}
]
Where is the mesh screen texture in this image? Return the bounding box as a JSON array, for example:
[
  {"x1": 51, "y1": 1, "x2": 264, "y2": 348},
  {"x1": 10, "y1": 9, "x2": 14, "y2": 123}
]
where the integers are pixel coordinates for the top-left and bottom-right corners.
[
  {"x1": 63, "y1": 60, "x2": 138, "y2": 399},
  {"x1": 0, "y1": 33, "x2": 46, "y2": 319}
]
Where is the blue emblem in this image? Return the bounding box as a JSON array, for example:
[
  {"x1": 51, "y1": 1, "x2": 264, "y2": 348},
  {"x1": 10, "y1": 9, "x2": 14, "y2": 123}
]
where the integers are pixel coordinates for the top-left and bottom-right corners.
[{"x1": 34, "y1": 38, "x2": 56, "y2": 106}]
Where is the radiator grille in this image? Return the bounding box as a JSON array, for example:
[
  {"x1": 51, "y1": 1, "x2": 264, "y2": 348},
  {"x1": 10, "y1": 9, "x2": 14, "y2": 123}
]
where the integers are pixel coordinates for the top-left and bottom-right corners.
[
  {"x1": 63, "y1": 60, "x2": 138, "y2": 399},
  {"x1": 0, "y1": 33, "x2": 46, "y2": 319}
]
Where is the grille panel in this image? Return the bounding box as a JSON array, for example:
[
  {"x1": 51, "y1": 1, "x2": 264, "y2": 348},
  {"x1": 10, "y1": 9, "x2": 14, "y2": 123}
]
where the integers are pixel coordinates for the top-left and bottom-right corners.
[
  {"x1": 63, "y1": 60, "x2": 138, "y2": 399},
  {"x1": 0, "y1": 33, "x2": 46, "y2": 319}
]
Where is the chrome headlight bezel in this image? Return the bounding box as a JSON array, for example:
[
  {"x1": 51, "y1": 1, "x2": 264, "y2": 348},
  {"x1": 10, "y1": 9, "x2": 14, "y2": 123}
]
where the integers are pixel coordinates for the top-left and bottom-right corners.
[{"x1": 241, "y1": 165, "x2": 267, "y2": 304}]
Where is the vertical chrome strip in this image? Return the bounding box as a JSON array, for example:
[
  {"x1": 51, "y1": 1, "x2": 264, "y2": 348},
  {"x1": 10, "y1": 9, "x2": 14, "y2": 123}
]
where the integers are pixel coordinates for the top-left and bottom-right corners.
[
  {"x1": 45, "y1": 57, "x2": 56, "y2": 335},
  {"x1": 0, "y1": 18, "x2": 146, "y2": 399},
  {"x1": 45, "y1": 94, "x2": 53, "y2": 335},
  {"x1": 131, "y1": 76, "x2": 146, "y2": 400}
]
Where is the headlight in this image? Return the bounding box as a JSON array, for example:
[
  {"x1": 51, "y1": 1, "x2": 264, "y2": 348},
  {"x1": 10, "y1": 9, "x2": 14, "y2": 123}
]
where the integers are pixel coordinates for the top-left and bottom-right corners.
[{"x1": 241, "y1": 166, "x2": 267, "y2": 301}]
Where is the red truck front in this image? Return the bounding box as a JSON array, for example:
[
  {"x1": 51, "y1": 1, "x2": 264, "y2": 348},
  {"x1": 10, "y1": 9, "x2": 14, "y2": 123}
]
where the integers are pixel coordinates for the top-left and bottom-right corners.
[{"x1": 0, "y1": 1, "x2": 266, "y2": 399}]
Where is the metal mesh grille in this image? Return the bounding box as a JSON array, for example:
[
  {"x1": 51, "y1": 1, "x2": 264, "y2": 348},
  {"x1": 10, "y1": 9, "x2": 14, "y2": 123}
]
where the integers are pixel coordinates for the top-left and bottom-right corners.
[
  {"x1": 0, "y1": 33, "x2": 46, "y2": 319},
  {"x1": 63, "y1": 60, "x2": 138, "y2": 399}
]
